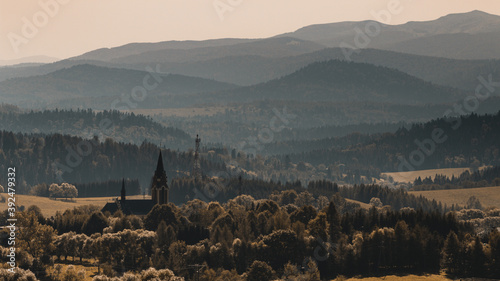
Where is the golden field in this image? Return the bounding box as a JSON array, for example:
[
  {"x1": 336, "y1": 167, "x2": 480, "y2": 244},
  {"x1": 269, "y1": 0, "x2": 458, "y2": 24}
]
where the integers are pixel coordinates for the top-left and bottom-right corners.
[
  {"x1": 333, "y1": 274, "x2": 454, "y2": 281},
  {"x1": 410, "y1": 186, "x2": 500, "y2": 209},
  {"x1": 0, "y1": 194, "x2": 149, "y2": 217},
  {"x1": 382, "y1": 167, "x2": 491, "y2": 184},
  {"x1": 382, "y1": 168, "x2": 471, "y2": 183}
]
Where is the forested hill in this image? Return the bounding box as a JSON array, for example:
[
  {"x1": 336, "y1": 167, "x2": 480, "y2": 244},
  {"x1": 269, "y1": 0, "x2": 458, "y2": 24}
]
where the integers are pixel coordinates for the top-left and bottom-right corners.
[
  {"x1": 283, "y1": 112, "x2": 500, "y2": 172},
  {"x1": 0, "y1": 109, "x2": 192, "y2": 150},
  {"x1": 0, "y1": 64, "x2": 238, "y2": 106},
  {"x1": 0, "y1": 131, "x2": 226, "y2": 193},
  {"x1": 213, "y1": 60, "x2": 465, "y2": 104}
]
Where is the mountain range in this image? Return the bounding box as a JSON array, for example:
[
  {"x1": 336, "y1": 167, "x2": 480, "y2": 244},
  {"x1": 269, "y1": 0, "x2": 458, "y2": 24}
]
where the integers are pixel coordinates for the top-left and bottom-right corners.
[
  {"x1": 0, "y1": 64, "x2": 237, "y2": 107},
  {"x1": 1, "y1": 10, "x2": 500, "y2": 144},
  {"x1": 197, "y1": 60, "x2": 465, "y2": 105},
  {"x1": 282, "y1": 10, "x2": 500, "y2": 59}
]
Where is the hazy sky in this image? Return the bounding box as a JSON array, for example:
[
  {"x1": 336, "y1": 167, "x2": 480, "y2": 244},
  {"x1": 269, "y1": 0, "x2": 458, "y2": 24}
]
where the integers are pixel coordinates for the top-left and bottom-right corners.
[{"x1": 1, "y1": 0, "x2": 500, "y2": 60}]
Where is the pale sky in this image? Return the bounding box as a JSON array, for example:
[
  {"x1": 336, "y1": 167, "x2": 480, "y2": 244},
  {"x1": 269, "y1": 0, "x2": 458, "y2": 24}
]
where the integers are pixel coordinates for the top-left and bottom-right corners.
[{"x1": 1, "y1": 0, "x2": 500, "y2": 61}]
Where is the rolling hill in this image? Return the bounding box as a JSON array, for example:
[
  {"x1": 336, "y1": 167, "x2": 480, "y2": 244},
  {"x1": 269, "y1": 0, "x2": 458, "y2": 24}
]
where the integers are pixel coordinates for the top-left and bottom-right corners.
[
  {"x1": 206, "y1": 60, "x2": 466, "y2": 105},
  {"x1": 281, "y1": 111, "x2": 500, "y2": 172},
  {"x1": 0, "y1": 64, "x2": 237, "y2": 107},
  {"x1": 122, "y1": 48, "x2": 500, "y2": 89},
  {"x1": 3, "y1": 48, "x2": 499, "y2": 91},
  {"x1": 0, "y1": 108, "x2": 194, "y2": 149}
]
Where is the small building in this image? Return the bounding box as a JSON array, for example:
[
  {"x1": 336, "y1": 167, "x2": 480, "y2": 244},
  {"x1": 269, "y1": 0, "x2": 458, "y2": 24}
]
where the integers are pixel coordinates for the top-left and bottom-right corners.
[{"x1": 102, "y1": 150, "x2": 169, "y2": 216}]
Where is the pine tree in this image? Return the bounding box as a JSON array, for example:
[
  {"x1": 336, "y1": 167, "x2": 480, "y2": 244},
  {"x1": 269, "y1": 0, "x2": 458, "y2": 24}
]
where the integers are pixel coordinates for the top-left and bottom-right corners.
[
  {"x1": 442, "y1": 231, "x2": 462, "y2": 276},
  {"x1": 326, "y1": 202, "x2": 341, "y2": 242}
]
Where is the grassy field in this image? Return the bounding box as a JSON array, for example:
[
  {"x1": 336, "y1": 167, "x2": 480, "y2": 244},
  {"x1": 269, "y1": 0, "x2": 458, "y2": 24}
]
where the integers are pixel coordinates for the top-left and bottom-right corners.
[
  {"x1": 410, "y1": 186, "x2": 500, "y2": 209},
  {"x1": 47, "y1": 261, "x2": 98, "y2": 281},
  {"x1": 0, "y1": 194, "x2": 149, "y2": 217},
  {"x1": 382, "y1": 167, "x2": 472, "y2": 183},
  {"x1": 332, "y1": 274, "x2": 454, "y2": 281},
  {"x1": 346, "y1": 199, "x2": 371, "y2": 209},
  {"x1": 129, "y1": 106, "x2": 233, "y2": 117}
]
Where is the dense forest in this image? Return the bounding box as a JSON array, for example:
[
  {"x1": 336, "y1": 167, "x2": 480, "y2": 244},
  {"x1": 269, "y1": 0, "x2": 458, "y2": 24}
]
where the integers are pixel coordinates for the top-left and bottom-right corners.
[
  {"x1": 170, "y1": 178, "x2": 444, "y2": 213},
  {"x1": 0, "y1": 130, "x2": 225, "y2": 193},
  {"x1": 283, "y1": 112, "x2": 500, "y2": 172},
  {"x1": 1, "y1": 190, "x2": 499, "y2": 280},
  {"x1": 0, "y1": 108, "x2": 193, "y2": 150},
  {"x1": 3, "y1": 111, "x2": 500, "y2": 195}
]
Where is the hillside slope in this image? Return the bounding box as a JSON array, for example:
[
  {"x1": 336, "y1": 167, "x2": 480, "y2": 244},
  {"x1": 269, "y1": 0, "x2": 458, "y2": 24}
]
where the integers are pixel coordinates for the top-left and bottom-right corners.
[
  {"x1": 0, "y1": 64, "x2": 237, "y2": 107},
  {"x1": 209, "y1": 60, "x2": 465, "y2": 104},
  {"x1": 0, "y1": 109, "x2": 193, "y2": 149}
]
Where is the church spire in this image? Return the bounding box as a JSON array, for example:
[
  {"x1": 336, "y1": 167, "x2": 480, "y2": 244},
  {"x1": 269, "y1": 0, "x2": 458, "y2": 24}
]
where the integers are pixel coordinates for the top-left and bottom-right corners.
[
  {"x1": 151, "y1": 149, "x2": 169, "y2": 205},
  {"x1": 156, "y1": 150, "x2": 165, "y2": 175},
  {"x1": 121, "y1": 178, "x2": 126, "y2": 201}
]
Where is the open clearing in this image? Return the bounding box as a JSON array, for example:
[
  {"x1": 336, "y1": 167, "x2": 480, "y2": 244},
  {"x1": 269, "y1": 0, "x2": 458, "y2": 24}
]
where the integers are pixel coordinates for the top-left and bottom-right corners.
[
  {"x1": 47, "y1": 262, "x2": 98, "y2": 281},
  {"x1": 346, "y1": 199, "x2": 371, "y2": 209},
  {"x1": 382, "y1": 167, "x2": 484, "y2": 183},
  {"x1": 0, "y1": 194, "x2": 149, "y2": 217},
  {"x1": 128, "y1": 106, "x2": 233, "y2": 117},
  {"x1": 333, "y1": 274, "x2": 454, "y2": 281},
  {"x1": 410, "y1": 186, "x2": 500, "y2": 209}
]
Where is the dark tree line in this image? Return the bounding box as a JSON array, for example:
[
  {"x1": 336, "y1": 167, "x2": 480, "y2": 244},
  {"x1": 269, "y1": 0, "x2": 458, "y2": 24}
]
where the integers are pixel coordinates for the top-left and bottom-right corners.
[
  {"x1": 169, "y1": 177, "x2": 445, "y2": 213},
  {"x1": 0, "y1": 130, "x2": 225, "y2": 193},
  {"x1": 0, "y1": 108, "x2": 193, "y2": 149},
  {"x1": 282, "y1": 112, "x2": 500, "y2": 171},
  {"x1": 413, "y1": 165, "x2": 500, "y2": 190}
]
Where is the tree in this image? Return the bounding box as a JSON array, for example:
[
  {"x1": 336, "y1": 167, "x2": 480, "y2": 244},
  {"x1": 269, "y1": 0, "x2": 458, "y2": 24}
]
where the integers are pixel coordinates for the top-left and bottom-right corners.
[
  {"x1": 279, "y1": 190, "x2": 298, "y2": 205},
  {"x1": 442, "y1": 231, "x2": 462, "y2": 276},
  {"x1": 157, "y1": 221, "x2": 177, "y2": 252},
  {"x1": 61, "y1": 183, "x2": 78, "y2": 200},
  {"x1": 82, "y1": 212, "x2": 108, "y2": 235},
  {"x1": 369, "y1": 197, "x2": 383, "y2": 207},
  {"x1": 17, "y1": 211, "x2": 56, "y2": 259},
  {"x1": 30, "y1": 183, "x2": 49, "y2": 197},
  {"x1": 469, "y1": 236, "x2": 486, "y2": 277},
  {"x1": 489, "y1": 230, "x2": 500, "y2": 278},
  {"x1": 247, "y1": 260, "x2": 274, "y2": 281},
  {"x1": 0, "y1": 268, "x2": 38, "y2": 281},
  {"x1": 326, "y1": 202, "x2": 341, "y2": 242},
  {"x1": 295, "y1": 191, "x2": 315, "y2": 207},
  {"x1": 290, "y1": 205, "x2": 317, "y2": 226},
  {"x1": 303, "y1": 259, "x2": 321, "y2": 281},
  {"x1": 465, "y1": 196, "x2": 482, "y2": 210},
  {"x1": 394, "y1": 221, "x2": 410, "y2": 268},
  {"x1": 258, "y1": 229, "x2": 303, "y2": 270},
  {"x1": 49, "y1": 183, "x2": 63, "y2": 199},
  {"x1": 308, "y1": 213, "x2": 329, "y2": 242},
  {"x1": 144, "y1": 203, "x2": 180, "y2": 231}
]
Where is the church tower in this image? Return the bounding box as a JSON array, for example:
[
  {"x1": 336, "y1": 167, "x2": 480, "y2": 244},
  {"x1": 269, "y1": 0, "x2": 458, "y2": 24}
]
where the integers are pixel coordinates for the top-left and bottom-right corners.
[
  {"x1": 121, "y1": 178, "x2": 126, "y2": 202},
  {"x1": 151, "y1": 150, "x2": 169, "y2": 205}
]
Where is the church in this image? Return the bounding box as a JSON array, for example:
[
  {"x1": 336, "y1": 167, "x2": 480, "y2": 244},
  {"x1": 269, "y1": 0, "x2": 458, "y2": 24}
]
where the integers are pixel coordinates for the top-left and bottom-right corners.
[{"x1": 102, "y1": 150, "x2": 169, "y2": 216}]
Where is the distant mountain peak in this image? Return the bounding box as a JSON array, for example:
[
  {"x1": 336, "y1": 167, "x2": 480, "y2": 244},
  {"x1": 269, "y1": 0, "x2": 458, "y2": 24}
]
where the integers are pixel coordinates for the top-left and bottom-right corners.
[{"x1": 401, "y1": 10, "x2": 500, "y2": 34}]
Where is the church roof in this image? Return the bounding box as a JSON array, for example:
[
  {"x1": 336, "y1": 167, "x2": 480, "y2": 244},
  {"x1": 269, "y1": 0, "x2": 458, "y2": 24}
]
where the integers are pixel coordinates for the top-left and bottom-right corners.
[
  {"x1": 102, "y1": 199, "x2": 156, "y2": 216},
  {"x1": 102, "y1": 201, "x2": 120, "y2": 214},
  {"x1": 121, "y1": 200, "x2": 156, "y2": 216}
]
